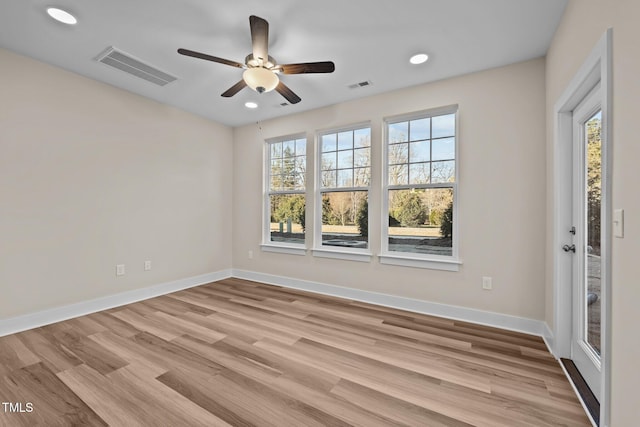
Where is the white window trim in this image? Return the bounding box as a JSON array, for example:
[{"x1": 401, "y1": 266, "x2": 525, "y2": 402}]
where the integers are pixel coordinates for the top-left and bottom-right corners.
[
  {"x1": 312, "y1": 248, "x2": 372, "y2": 263},
  {"x1": 381, "y1": 105, "x2": 461, "y2": 270},
  {"x1": 313, "y1": 123, "x2": 372, "y2": 260},
  {"x1": 262, "y1": 133, "x2": 308, "y2": 253},
  {"x1": 260, "y1": 243, "x2": 307, "y2": 256}
]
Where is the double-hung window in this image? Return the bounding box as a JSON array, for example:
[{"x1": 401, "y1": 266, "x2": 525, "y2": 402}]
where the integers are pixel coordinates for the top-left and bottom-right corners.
[
  {"x1": 263, "y1": 136, "x2": 307, "y2": 253},
  {"x1": 381, "y1": 106, "x2": 460, "y2": 270},
  {"x1": 314, "y1": 125, "x2": 371, "y2": 261}
]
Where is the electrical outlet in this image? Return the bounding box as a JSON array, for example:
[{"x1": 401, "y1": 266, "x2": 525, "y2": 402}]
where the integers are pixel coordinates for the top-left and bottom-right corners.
[
  {"x1": 248, "y1": 250, "x2": 253, "y2": 260},
  {"x1": 482, "y1": 276, "x2": 492, "y2": 290},
  {"x1": 116, "y1": 264, "x2": 125, "y2": 276},
  {"x1": 144, "y1": 260, "x2": 152, "y2": 271}
]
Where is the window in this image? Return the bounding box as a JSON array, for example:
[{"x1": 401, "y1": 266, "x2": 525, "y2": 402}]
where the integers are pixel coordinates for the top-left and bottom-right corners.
[
  {"x1": 263, "y1": 136, "x2": 307, "y2": 252},
  {"x1": 315, "y1": 125, "x2": 371, "y2": 260},
  {"x1": 382, "y1": 106, "x2": 460, "y2": 269}
]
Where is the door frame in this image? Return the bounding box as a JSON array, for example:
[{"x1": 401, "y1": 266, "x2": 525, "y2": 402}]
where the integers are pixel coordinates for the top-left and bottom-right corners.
[{"x1": 552, "y1": 29, "x2": 612, "y2": 426}]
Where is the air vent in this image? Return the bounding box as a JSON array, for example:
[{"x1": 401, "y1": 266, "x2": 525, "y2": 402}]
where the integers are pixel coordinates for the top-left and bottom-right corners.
[
  {"x1": 347, "y1": 80, "x2": 373, "y2": 89},
  {"x1": 95, "y1": 46, "x2": 177, "y2": 86}
]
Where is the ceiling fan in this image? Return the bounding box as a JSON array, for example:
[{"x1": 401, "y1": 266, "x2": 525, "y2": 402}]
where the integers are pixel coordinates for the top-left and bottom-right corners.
[{"x1": 178, "y1": 15, "x2": 335, "y2": 105}]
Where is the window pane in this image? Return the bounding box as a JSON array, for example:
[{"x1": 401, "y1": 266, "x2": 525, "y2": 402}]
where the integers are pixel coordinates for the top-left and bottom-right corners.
[
  {"x1": 270, "y1": 158, "x2": 282, "y2": 175},
  {"x1": 409, "y1": 163, "x2": 430, "y2": 184},
  {"x1": 389, "y1": 122, "x2": 408, "y2": 143},
  {"x1": 283, "y1": 140, "x2": 295, "y2": 156},
  {"x1": 410, "y1": 118, "x2": 430, "y2": 141},
  {"x1": 283, "y1": 157, "x2": 295, "y2": 176},
  {"x1": 295, "y1": 139, "x2": 306, "y2": 156},
  {"x1": 321, "y1": 170, "x2": 336, "y2": 188},
  {"x1": 354, "y1": 167, "x2": 370, "y2": 187},
  {"x1": 282, "y1": 174, "x2": 296, "y2": 190},
  {"x1": 353, "y1": 148, "x2": 370, "y2": 168},
  {"x1": 271, "y1": 142, "x2": 282, "y2": 159},
  {"x1": 270, "y1": 194, "x2": 305, "y2": 244},
  {"x1": 270, "y1": 174, "x2": 282, "y2": 191},
  {"x1": 432, "y1": 137, "x2": 455, "y2": 161},
  {"x1": 338, "y1": 131, "x2": 353, "y2": 150},
  {"x1": 354, "y1": 128, "x2": 371, "y2": 147},
  {"x1": 388, "y1": 164, "x2": 408, "y2": 185},
  {"x1": 388, "y1": 188, "x2": 453, "y2": 256},
  {"x1": 294, "y1": 157, "x2": 306, "y2": 175},
  {"x1": 321, "y1": 191, "x2": 368, "y2": 249},
  {"x1": 337, "y1": 169, "x2": 353, "y2": 187},
  {"x1": 585, "y1": 110, "x2": 602, "y2": 355},
  {"x1": 432, "y1": 114, "x2": 455, "y2": 138},
  {"x1": 321, "y1": 152, "x2": 336, "y2": 171},
  {"x1": 337, "y1": 150, "x2": 353, "y2": 169},
  {"x1": 294, "y1": 173, "x2": 305, "y2": 190},
  {"x1": 409, "y1": 140, "x2": 430, "y2": 163},
  {"x1": 322, "y1": 134, "x2": 336, "y2": 152},
  {"x1": 431, "y1": 160, "x2": 455, "y2": 183},
  {"x1": 388, "y1": 143, "x2": 408, "y2": 165}
]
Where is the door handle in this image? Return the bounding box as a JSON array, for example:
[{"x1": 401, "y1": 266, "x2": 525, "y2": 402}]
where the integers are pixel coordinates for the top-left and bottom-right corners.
[{"x1": 562, "y1": 244, "x2": 576, "y2": 253}]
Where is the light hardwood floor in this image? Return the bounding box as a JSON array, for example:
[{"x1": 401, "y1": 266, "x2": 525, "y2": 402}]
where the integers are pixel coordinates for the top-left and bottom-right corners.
[{"x1": 0, "y1": 278, "x2": 589, "y2": 426}]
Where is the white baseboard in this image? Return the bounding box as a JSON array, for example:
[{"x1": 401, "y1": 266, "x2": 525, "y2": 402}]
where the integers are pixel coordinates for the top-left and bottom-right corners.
[
  {"x1": 0, "y1": 269, "x2": 232, "y2": 337},
  {"x1": 1, "y1": 268, "x2": 551, "y2": 341},
  {"x1": 232, "y1": 269, "x2": 548, "y2": 337},
  {"x1": 542, "y1": 322, "x2": 556, "y2": 356}
]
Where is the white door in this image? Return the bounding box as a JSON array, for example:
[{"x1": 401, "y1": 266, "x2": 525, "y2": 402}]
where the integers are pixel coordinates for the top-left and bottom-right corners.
[{"x1": 568, "y1": 83, "x2": 603, "y2": 401}]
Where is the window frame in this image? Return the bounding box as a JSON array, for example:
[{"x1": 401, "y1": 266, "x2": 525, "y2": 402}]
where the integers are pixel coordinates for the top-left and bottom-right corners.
[
  {"x1": 261, "y1": 133, "x2": 308, "y2": 255},
  {"x1": 380, "y1": 105, "x2": 462, "y2": 271},
  {"x1": 313, "y1": 122, "x2": 372, "y2": 262}
]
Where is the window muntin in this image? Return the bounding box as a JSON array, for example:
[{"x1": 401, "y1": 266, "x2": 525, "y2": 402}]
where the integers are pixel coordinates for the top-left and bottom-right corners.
[
  {"x1": 384, "y1": 110, "x2": 457, "y2": 258},
  {"x1": 317, "y1": 126, "x2": 371, "y2": 250},
  {"x1": 266, "y1": 137, "x2": 307, "y2": 246}
]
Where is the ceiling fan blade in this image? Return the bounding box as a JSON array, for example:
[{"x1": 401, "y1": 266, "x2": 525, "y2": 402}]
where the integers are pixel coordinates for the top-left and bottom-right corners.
[
  {"x1": 221, "y1": 80, "x2": 247, "y2": 97},
  {"x1": 249, "y1": 15, "x2": 269, "y2": 63},
  {"x1": 278, "y1": 61, "x2": 335, "y2": 74},
  {"x1": 177, "y1": 48, "x2": 244, "y2": 69},
  {"x1": 275, "y1": 81, "x2": 301, "y2": 104}
]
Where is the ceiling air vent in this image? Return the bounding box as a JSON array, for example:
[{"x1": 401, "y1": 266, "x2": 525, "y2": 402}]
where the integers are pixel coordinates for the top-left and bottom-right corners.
[
  {"x1": 95, "y1": 46, "x2": 177, "y2": 86},
  {"x1": 347, "y1": 80, "x2": 373, "y2": 89}
]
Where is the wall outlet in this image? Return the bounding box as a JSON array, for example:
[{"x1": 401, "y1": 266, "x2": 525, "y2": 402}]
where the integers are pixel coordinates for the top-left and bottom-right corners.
[
  {"x1": 116, "y1": 264, "x2": 125, "y2": 276},
  {"x1": 144, "y1": 260, "x2": 152, "y2": 271},
  {"x1": 482, "y1": 276, "x2": 492, "y2": 290},
  {"x1": 248, "y1": 250, "x2": 253, "y2": 260}
]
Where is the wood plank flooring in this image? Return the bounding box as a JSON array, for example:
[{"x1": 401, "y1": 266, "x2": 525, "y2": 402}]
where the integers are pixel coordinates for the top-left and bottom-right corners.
[{"x1": 0, "y1": 278, "x2": 590, "y2": 426}]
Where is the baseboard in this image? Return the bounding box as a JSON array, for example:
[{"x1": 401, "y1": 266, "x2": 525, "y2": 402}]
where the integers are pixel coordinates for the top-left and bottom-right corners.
[
  {"x1": 0, "y1": 269, "x2": 233, "y2": 337},
  {"x1": 542, "y1": 322, "x2": 556, "y2": 356},
  {"x1": 1, "y1": 268, "x2": 550, "y2": 340},
  {"x1": 232, "y1": 269, "x2": 548, "y2": 337}
]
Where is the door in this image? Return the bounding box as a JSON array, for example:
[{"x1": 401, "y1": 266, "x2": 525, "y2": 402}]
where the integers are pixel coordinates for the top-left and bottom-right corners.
[{"x1": 568, "y1": 83, "x2": 603, "y2": 401}]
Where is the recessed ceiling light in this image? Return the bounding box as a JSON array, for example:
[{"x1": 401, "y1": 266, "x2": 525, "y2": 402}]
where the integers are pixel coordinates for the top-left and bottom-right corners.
[
  {"x1": 245, "y1": 102, "x2": 258, "y2": 109},
  {"x1": 46, "y1": 7, "x2": 77, "y2": 25},
  {"x1": 409, "y1": 53, "x2": 429, "y2": 65}
]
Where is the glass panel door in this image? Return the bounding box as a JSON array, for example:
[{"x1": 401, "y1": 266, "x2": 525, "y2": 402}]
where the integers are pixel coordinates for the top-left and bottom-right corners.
[{"x1": 570, "y1": 84, "x2": 602, "y2": 402}]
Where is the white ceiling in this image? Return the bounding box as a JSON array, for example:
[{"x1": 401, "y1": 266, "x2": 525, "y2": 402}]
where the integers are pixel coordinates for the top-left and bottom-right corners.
[{"x1": 0, "y1": 0, "x2": 567, "y2": 127}]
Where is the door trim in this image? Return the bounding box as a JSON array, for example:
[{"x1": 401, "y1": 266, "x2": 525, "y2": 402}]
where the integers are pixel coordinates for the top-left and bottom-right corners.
[{"x1": 552, "y1": 28, "x2": 612, "y2": 426}]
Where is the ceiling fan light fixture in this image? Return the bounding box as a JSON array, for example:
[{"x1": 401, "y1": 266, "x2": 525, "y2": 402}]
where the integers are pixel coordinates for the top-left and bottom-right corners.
[
  {"x1": 243, "y1": 67, "x2": 279, "y2": 94},
  {"x1": 409, "y1": 53, "x2": 429, "y2": 65},
  {"x1": 46, "y1": 7, "x2": 77, "y2": 25}
]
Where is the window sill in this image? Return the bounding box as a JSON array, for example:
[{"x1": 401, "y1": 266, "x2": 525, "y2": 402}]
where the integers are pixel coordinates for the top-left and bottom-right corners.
[
  {"x1": 378, "y1": 253, "x2": 462, "y2": 271},
  {"x1": 260, "y1": 243, "x2": 307, "y2": 256},
  {"x1": 312, "y1": 248, "x2": 372, "y2": 263}
]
